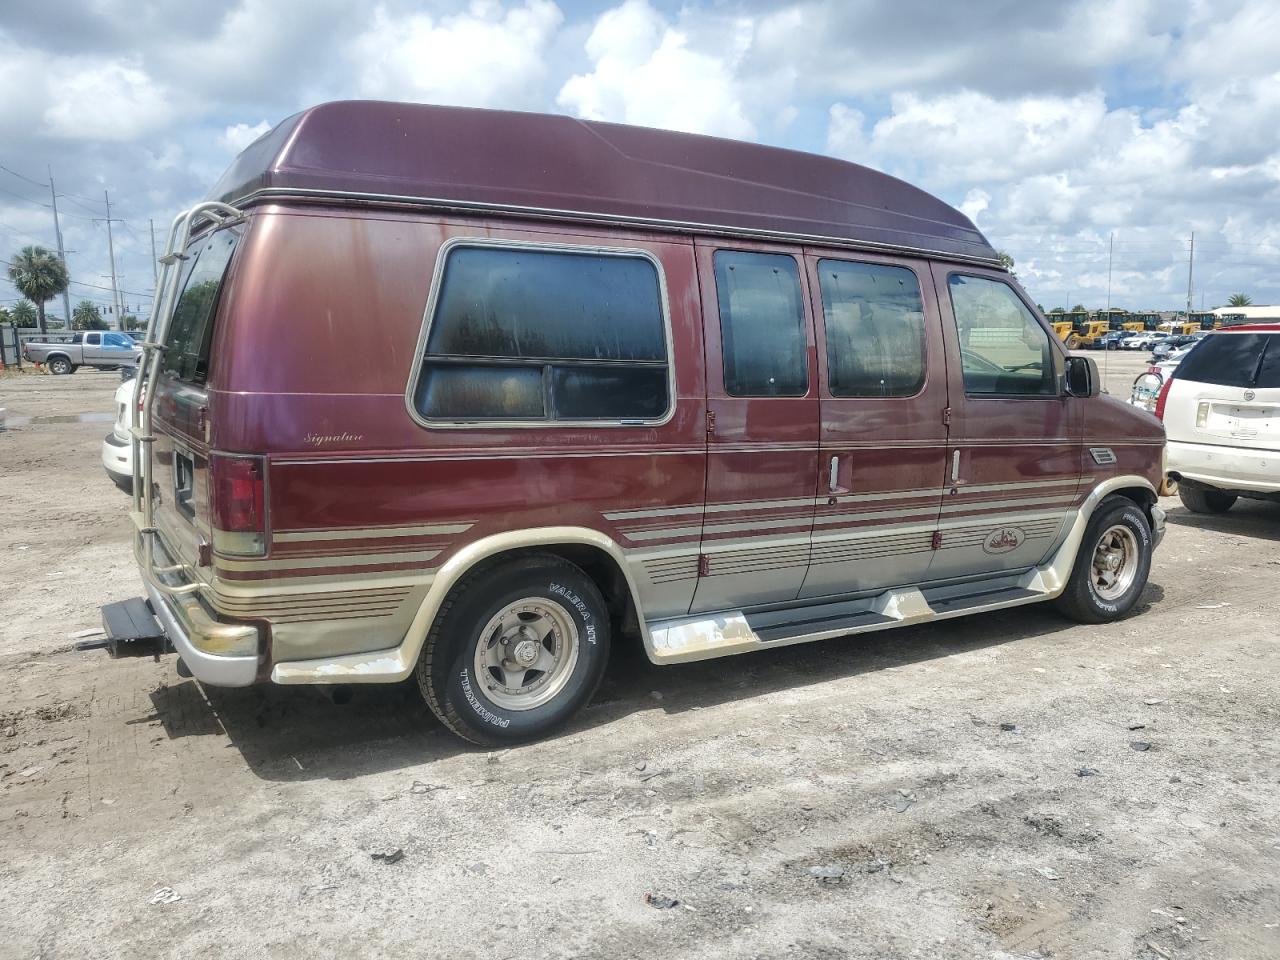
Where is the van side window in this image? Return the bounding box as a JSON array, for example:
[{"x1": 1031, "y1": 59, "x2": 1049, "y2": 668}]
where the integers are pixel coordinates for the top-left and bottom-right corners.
[
  {"x1": 712, "y1": 251, "x2": 807, "y2": 397},
  {"x1": 817, "y1": 260, "x2": 926, "y2": 397},
  {"x1": 415, "y1": 245, "x2": 669, "y2": 422},
  {"x1": 164, "y1": 227, "x2": 240, "y2": 384},
  {"x1": 948, "y1": 275, "x2": 1056, "y2": 397}
]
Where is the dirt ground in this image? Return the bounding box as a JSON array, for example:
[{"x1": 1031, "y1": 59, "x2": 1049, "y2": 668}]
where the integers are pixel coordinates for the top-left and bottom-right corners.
[{"x1": 2, "y1": 357, "x2": 1279, "y2": 960}]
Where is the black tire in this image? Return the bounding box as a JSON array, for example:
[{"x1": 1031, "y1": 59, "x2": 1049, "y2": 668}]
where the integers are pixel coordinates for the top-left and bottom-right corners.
[
  {"x1": 47, "y1": 355, "x2": 73, "y2": 375},
  {"x1": 1179, "y1": 485, "x2": 1236, "y2": 514},
  {"x1": 416, "y1": 556, "x2": 611, "y2": 746},
  {"x1": 1054, "y1": 496, "x2": 1153, "y2": 624}
]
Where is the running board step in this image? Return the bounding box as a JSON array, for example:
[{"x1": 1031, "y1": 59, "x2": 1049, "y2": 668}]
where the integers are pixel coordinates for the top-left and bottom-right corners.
[
  {"x1": 647, "y1": 573, "x2": 1057, "y2": 664},
  {"x1": 927, "y1": 586, "x2": 1040, "y2": 614},
  {"x1": 747, "y1": 604, "x2": 896, "y2": 643}
]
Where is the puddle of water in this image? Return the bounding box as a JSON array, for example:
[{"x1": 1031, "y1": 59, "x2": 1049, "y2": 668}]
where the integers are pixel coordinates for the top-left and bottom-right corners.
[{"x1": 0, "y1": 412, "x2": 115, "y2": 429}]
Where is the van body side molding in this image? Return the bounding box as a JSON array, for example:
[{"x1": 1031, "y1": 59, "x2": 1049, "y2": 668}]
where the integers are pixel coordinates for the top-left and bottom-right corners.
[{"x1": 270, "y1": 476, "x2": 1157, "y2": 683}]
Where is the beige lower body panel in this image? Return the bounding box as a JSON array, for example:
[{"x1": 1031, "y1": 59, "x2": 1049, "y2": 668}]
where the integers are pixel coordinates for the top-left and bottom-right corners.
[{"x1": 262, "y1": 476, "x2": 1157, "y2": 684}]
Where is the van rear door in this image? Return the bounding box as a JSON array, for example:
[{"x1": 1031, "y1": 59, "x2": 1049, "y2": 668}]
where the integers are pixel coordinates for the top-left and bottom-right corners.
[
  {"x1": 149, "y1": 226, "x2": 242, "y2": 574},
  {"x1": 930, "y1": 267, "x2": 1083, "y2": 580}
]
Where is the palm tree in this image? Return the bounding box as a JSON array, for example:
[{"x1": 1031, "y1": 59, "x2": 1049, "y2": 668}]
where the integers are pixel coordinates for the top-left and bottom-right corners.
[
  {"x1": 1228, "y1": 293, "x2": 1252, "y2": 307},
  {"x1": 11, "y1": 300, "x2": 37, "y2": 327},
  {"x1": 72, "y1": 300, "x2": 104, "y2": 331},
  {"x1": 7, "y1": 246, "x2": 69, "y2": 335}
]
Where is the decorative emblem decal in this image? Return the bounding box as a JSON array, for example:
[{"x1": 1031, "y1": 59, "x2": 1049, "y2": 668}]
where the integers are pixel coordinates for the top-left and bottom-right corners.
[
  {"x1": 1244, "y1": 389, "x2": 1255, "y2": 401},
  {"x1": 983, "y1": 527, "x2": 1025, "y2": 554}
]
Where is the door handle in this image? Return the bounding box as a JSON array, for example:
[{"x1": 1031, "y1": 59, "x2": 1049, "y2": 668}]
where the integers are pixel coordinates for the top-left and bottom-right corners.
[
  {"x1": 829, "y1": 455, "x2": 840, "y2": 493},
  {"x1": 950, "y1": 449, "x2": 961, "y2": 484}
]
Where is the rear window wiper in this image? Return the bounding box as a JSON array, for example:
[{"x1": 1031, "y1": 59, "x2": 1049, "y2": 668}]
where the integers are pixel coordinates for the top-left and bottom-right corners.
[{"x1": 1249, "y1": 337, "x2": 1270, "y2": 386}]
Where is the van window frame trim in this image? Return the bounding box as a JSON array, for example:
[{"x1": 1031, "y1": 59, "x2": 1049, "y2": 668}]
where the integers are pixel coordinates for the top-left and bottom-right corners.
[
  {"x1": 944, "y1": 269, "x2": 1068, "y2": 402},
  {"x1": 405, "y1": 235, "x2": 678, "y2": 430}
]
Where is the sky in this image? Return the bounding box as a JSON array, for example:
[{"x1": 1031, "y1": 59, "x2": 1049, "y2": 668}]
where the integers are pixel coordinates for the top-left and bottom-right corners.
[{"x1": 1, "y1": 0, "x2": 1278, "y2": 321}]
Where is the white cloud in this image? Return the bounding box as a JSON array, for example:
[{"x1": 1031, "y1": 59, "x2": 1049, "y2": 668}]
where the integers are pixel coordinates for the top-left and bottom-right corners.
[
  {"x1": 42, "y1": 58, "x2": 173, "y2": 141},
  {"x1": 220, "y1": 121, "x2": 271, "y2": 154},
  {"x1": 558, "y1": 0, "x2": 757, "y2": 139},
  {"x1": 350, "y1": 1, "x2": 563, "y2": 110}
]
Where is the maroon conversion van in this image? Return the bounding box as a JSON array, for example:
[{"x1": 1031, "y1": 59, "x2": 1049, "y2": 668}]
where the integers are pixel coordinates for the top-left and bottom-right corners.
[{"x1": 89, "y1": 101, "x2": 1166, "y2": 745}]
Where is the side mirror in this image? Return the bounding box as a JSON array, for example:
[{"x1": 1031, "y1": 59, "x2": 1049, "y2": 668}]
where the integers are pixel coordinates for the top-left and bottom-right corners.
[{"x1": 1064, "y1": 355, "x2": 1100, "y2": 398}]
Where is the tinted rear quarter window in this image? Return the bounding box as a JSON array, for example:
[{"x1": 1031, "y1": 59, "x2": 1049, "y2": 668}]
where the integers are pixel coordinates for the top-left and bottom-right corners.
[
  {"x1": 415, "y1": 245, "x2": 670, "y2": 423},
  {"x1": 1176, "y1": 333, "x2": 1280, "y2": 388},
  {"x1": 164, "y1": 227, "x2": 240, "y2": 383}
]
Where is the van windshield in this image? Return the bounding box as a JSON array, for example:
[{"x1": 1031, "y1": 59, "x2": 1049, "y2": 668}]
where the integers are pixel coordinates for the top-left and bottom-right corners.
[{"x1": 163, "y1": 227, "x2": 240, "y2": 383}]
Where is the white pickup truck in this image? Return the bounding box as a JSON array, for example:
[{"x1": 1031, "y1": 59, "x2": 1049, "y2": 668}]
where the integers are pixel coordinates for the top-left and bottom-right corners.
[{"x1": 23, "y1": 331, "x2": 142, "y2": 374}]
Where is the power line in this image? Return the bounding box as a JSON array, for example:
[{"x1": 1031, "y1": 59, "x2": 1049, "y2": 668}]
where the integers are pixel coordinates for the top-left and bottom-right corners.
[
  {"x1": 0, "y1": 183, "x2": 51, "y2": 209},
  {"x1": 0, "y1": 255, "x2": 153, "y2": 298},
  {"x1": 0, "y1": 220, "x2": 54, "y2": 246},
  {"x1": 0, "y1": 163, "x2": 49, "y2": 188}
]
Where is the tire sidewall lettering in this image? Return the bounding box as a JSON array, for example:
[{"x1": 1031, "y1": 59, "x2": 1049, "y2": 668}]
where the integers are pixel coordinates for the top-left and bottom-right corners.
[
  {"x1": 459, "y1": 667, "x2": 511, "y2": 729},
  {"x1": 549, "y1": 581, "x2": 597, "y2": 644}
]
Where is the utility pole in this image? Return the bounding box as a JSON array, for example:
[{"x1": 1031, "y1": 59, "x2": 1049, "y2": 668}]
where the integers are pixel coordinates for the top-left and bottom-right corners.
[
  {"x1": 1105, "y1": 232, "x2": 1114, "y2": 311},
  {"x1": 103, "y1": 190, "x2": 123, "y2": 330},
  {"x1": 149, "y1": 219, "x2": 159, "y2": 288},
  {"x1": 1185, "y1": 232, "x2": 1195, "y2": 320},
  {"x1": 47, "y1": 167, "x2": 73, "y2": 330}
]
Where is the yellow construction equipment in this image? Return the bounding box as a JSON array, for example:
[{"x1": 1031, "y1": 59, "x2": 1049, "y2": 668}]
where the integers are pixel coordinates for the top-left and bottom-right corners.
[
  {"x1": 1052, "y1": 320, "x2": 1078, "y2": 348},
  {"x1": 1073, "y1": 319, "x2": 1111, "y2": 348}
]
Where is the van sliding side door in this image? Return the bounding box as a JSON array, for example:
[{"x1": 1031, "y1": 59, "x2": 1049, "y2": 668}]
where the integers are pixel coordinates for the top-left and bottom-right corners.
[
  {"x1": 689, "y1": 240, "x2": 819, "y2": 615},
  {"x1": 798, "y1": 251, "x2": 947, "y2": 601},
  {"x1": 928, "y1": 264, "x2": 1084, "y2": 581}
]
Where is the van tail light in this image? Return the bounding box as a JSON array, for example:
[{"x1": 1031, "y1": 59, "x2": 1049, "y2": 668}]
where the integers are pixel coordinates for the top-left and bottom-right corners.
[
  {"x1": 1153, "y1": 376, "x2": 1174, "y2": 421},
  {"x1": 209, "y1": 454, "x2": 266, "y2": 556}
]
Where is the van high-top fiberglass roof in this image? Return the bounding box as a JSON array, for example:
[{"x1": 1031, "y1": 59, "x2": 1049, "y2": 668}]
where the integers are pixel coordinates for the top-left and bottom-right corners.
[{"x1": 211, "y1": 100, "x2": 999, "y2": 265}]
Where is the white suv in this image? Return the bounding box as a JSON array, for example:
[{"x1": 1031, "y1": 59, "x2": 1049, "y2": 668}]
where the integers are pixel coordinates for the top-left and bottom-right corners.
[{"x1": 1156, "y1": 325, "x2": 1280, "y2": 513}]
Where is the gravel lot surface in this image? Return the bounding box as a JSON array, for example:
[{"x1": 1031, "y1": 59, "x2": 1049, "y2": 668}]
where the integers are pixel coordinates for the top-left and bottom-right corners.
[{"x1": 2, "y1": 356, "x2": 1279, "y2": 960}]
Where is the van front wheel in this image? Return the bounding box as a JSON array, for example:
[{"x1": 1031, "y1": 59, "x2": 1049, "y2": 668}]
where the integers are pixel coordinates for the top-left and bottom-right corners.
[
  {"x1": 1053, "y1": 497, "x2": 1152, "y2": 624},
  {"x1": 416, "y1": 556, "x2": 611, "y2": 746}
]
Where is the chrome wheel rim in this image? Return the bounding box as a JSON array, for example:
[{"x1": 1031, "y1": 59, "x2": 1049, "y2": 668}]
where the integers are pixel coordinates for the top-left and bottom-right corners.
[
  {"x1": 472, "y1": 597, "x2": 579, "y2": 712},
  {"x1": 1091, "y1": 524, "x2": 1139, "y2": 601}
]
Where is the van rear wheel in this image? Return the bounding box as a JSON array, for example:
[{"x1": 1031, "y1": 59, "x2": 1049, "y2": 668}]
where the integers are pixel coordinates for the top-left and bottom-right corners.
[
  {"x1": 1053, "y1": 496, "x2": 1152, "y2": 624},
  {"x1": 416, "y1": 556, "x2": 610, "y2": 746},
  {"x1": 1178, "y1": 485, "x2": 1236, "y2": 514}
]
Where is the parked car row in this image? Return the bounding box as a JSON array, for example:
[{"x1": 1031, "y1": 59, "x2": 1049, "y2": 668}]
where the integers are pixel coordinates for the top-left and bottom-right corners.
[{"x1": 1085, "y1": 329, "x2": 1210, "y2": 354}]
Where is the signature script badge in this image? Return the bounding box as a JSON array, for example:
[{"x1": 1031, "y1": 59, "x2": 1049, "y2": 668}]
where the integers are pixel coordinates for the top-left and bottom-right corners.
[{"x1": 303, "y1": 432, "x2": 364, "y2": 447}]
